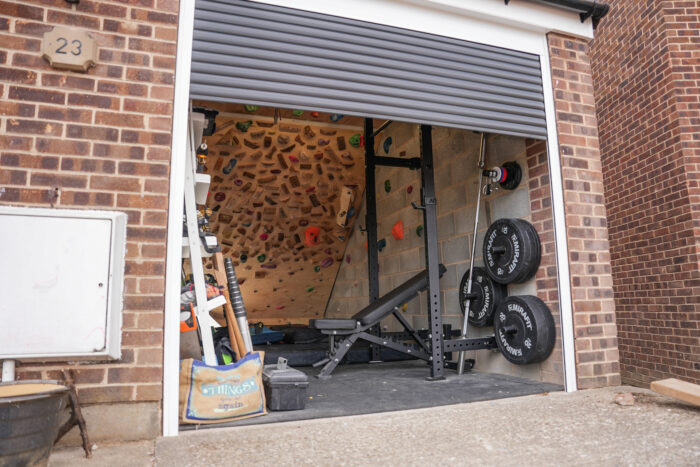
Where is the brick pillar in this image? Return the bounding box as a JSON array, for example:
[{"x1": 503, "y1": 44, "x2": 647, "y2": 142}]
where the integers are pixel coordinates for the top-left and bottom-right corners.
[
  {"x1": 0, "y1": 0, "x2": 179, "y2": 433},
  {"x1": 547, "y1": 33, "x2": 621, "y2": 388}
]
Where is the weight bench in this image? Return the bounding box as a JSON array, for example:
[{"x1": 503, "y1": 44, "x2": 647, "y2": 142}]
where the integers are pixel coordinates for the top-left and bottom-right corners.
[{"x1": 310, "y1": 265, "x2": 446, "y2": 378}]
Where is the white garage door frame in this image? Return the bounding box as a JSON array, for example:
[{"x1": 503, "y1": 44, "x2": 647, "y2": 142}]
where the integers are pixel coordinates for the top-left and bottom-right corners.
[{"x1": 163, "y1": 0, "x2": 593, "y2": 436}]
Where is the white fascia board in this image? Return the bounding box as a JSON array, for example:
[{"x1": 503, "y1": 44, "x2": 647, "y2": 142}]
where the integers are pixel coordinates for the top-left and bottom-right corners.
[{"x1": 250, "y1": 0, "x2": 593, "y2": 55}]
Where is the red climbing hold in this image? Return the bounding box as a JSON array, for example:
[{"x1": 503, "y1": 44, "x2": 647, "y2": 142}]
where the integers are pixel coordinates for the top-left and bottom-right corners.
[
  {"x1": 321, "y1": 257, "x2": 333, "y2": 268},
  {"x1": 289, "y1": 154, "x2": 299, "y2": 163},
  {"x1": 407, "y1": 185, "x2": 413, "y2": 194},
  {"x1": 392, "y1": 220, "x2": 404, "y2": 240},
  {"x1": 214, "y1": 192, "x2": 226, "y2": 202},
  {"x1": 260, "y1": 233, "x2": 269, "y2": 241},
  {"x1": 305, "y1": 226, "x2": 320, "y2": 246},
  {"x1": 305, "y1": 186, "x2": 316, "y2": 193},
  {"x1": 311, "y1": 111, "x2": 319, "y2": 118}
]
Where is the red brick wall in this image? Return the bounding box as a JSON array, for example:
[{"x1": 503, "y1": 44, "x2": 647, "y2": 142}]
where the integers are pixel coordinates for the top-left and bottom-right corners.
[
  {"x1": 526, "y1": 139, "x2": 565, "y2": 383},
  {"x1": 548, "y1": 33, "x2": 621, "y2": 388},
  {"x1": 590, "y1": 0, "x2": 700, "y2": 386},
  {"x1": 0, "y1": 0, "x2": 178, "y2": 405}
]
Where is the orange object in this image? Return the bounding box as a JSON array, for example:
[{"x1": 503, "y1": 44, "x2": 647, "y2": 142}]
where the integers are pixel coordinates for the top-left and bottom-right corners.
[
  {"x1": 180, "y1": 303, "x2": 197, "y2": 332},
  {"x1": 392, "y1": 220, "x2": 404, "y2": 240},
  {"x1": 305, "y1": 226, "x2": 320, "y2": 246}
]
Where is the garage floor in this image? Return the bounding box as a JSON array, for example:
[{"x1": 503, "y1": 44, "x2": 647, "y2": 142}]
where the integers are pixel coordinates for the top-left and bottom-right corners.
[{"x1": 180, "y1": 360, "x2": 562, "y2": 429}]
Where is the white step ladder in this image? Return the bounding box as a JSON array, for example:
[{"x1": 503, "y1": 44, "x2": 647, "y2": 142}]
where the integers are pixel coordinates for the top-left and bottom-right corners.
[{"x1": 181, "y1": 111, "x2": 220, "y2": 365}]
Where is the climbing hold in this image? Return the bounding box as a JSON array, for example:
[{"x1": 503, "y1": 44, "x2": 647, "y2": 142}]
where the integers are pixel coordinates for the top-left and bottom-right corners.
[
  {"x1": 278, "y1": 134, "x2": 290, "y2": 145},
  {"x1": 416, "y1": 225, "x2": 423, "y2": 237},
  {"x1": 349, "y1": 133, "x2": 361, "y2": 148},
  {"x1": 392, "y1": 220, "x2": 404, "y2": 240},
  {"x1": 341, "y1": 152, "x2": 353, "y2": 160},
  {"x1": 257, "y1": 254, "x2": 266, "y2": 263},
  {"x1": 299, "y1": 219, "x2": 309, "y2": 227},
  {"x1": 234, "y1": 179, "x2": 243, "y2": 186},
  {"x1": 292, "y1": 109, "x2": 304, "y2": 116},
  {"x1": 377, "y1": 238, "x2": 387, "y2": 252},
  {"x1": 314, "y1": 265, "x2": 321, "y2": 272},
  {"x1": 244, "y1": 105, "x2": 259, "y2": 112},
  {"x1": 346, "y1": 206, "x2": 355, "y2": 219},
  {"x1": 330, "y1": 114, "x2": 344, "y2": 122},
  {"x1": 318, "y1": 138, "x2": 330, "y2": 146},
  {"x1": 383, "y1": 137, "x2": 393, "y2": 154},
  {"x1": 311, "y1": 111, "x2": 319, "y2": 118},
  {"x1": 346, "y1": 254, "x2": 351, "y2": 264},
  {"x1": 321, "y1": 257, "x2": 334, "y2": 268},
  {"x1": 242, "y1": 222, "x2": 251, "y2": 227},
  {"x1": 236, "y1": 120, "x2": 253, "y2": 132},
  {"x1": 324, "y1": 247, "x2": 332, "y2": 255},
  {"x1": 305, "y1": 226, "x2": 321, "y2": 246},
  {"x1": 314, "y1": 152, "x2": 323, "y2": 160},
  {"x1": 384, "y1": 180, "x2": 391, "y2": 193},
  {"x1": 305, "y1": 187, "x2": 316, "y2": 193},
  {"x1": 401, "y1": 303, "x2": 408, "y2": 312},
  {"x1": 240, "y1": 254, "x2": 248, "y2": 263},
  {"x1": 260, "y1": 233, "x2": 269, "y2": 241},
  {"x1": 306, "y1": 287, "x2": 315, "y2": 292},
  {"x1": 261, "y1": 263, "x2": 277, "y2": 269},
  {"x1": 289, "y1": 154, "x2": 299, "y2": 163},
  {"x1": 214, "y1": 192, "x2": 226, "y2": 202},
  {"x1": 223, "y1": 159, "x2": 237, "y2": 175},
  {"x1": 407, "y1": 185, "x2": 413, "y2": 194}
]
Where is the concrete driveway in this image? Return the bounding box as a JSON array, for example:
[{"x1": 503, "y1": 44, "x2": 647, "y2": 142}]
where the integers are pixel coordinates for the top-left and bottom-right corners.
[{"x1": 49, "y1": 386, "x2": 699, "y2": 466}]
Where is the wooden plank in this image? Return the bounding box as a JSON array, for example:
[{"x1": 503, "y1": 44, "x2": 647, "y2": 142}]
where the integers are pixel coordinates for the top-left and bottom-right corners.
[{"x1": 650, "y1": 378, "x2": 700, "y2": 407}]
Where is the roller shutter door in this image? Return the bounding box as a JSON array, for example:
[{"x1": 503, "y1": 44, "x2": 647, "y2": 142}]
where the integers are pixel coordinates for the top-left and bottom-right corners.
[{"x1": 190, "y1": 0, "x2": 547, "y2": 139}]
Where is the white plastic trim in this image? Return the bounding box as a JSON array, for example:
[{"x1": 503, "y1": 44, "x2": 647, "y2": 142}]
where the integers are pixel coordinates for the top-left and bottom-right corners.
[
  {"x1": 162, "y1": 0, "x2": 196, "y2": 438},
  {"x1": 540, "y1": 36, "x2": 578, "y2": 392},
  {"x1": 249, "y1": 0, "x2": 594, "y2": 54}
]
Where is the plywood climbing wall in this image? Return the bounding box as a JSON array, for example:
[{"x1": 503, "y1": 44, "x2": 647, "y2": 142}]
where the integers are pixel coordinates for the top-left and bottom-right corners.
[{"x1": 197, "y1": 103, "x2": 366, "y2": 324}]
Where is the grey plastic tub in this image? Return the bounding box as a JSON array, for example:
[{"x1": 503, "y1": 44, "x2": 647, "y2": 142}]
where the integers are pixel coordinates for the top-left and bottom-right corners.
[{"x1": 0, "y1": 380, "x2": 69, "y2": 467}]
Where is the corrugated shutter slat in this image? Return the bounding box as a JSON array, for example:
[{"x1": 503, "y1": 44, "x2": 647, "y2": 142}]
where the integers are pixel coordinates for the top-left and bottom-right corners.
[{"x1": 191, "y1": 0, "x2": 547, "y2": 139}]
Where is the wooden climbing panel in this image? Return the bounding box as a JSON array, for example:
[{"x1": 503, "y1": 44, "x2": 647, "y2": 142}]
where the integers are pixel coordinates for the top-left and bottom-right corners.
[{"x1": 197, "y1": 102, "x2": 366, "y2": 324}]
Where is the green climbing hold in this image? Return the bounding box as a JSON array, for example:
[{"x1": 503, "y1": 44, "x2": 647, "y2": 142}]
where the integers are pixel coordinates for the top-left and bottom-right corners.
[
  {"x1": 314, "y1": 266, "x2": 321, "y2": 272},
  {"x1": 244, "y1": 105, "x2": 259, "y2": 112},
  {"x1": 306, "y1": 287, "x2": 315, "y2": 292},
  {"x1": 292, "y1": 109, "x2": 304, "y2": 116},
  {"x1": 257, "y1": 254, "x2": 266, "y2": 263},
  {"x1": 416, "y1": 225, "x2": 423, "y2": 237},
  {"x1": 384, "y1": 180, "x2": 391, "y2": 193},
  {"x1": 236, "y1": 120, "x2": 253, "y2": 132},
  {"x1": 349, "y1": 133, "x2": 361, "y2": 148}
]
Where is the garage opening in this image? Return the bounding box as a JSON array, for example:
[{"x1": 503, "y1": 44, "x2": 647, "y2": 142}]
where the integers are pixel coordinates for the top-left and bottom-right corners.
[{"x1": 175, "y1": 0, "x2": 566, "y2": 429}]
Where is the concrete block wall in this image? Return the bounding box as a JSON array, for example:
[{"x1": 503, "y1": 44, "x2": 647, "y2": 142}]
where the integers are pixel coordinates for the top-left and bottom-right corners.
[{"x1": 327, "y1": 123, "x2": 563, "y2": 383}]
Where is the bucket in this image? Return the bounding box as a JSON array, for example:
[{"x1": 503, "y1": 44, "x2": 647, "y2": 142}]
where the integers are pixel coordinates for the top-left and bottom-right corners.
[{"x1": 0, "y1": 380, "x2": 69, "y2": 467}]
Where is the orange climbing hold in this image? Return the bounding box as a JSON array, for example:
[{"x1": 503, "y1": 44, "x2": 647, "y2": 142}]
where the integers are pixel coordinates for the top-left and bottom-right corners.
[
  {"x1": 305, "y1": 226, "x2": 320, "y2": 246},
  {"x1": 392, "y1": 220, "x2": 404, "y2": 240}
]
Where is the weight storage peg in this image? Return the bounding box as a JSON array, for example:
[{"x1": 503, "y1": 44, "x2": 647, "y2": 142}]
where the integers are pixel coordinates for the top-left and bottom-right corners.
[
  {"x1": 483, "y1": 161, "x2": 522, "y2": 191},
  {"x1": 458, "y1": 267, "x2": 507, "y2": 327},
  {"x1": 483, "y1": 218, "x2": 541, "y2": 284},
  {"x1": 493, "y1": 295, "x2": 555, "y2": 365}
]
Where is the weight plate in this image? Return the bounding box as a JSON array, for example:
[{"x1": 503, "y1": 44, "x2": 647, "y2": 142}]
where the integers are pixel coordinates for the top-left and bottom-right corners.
[
  {"x1": 483, "y1": 218, "x2": 541, "y2": 284},
  {"x1": 493, "y1": 295, "x2": 555, "y2": 365},
  {"x1": 458, "y1": 267, "x2": 507, "y2": 327},
  {"x1": 499, "y1": 161, "x2": 522, "y2": 190}
]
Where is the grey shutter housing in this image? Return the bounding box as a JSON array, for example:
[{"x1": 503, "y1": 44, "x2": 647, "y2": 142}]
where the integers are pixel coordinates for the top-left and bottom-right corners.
[{"x1": 191, "y1": 0, "x2": 548, "y2": 139}]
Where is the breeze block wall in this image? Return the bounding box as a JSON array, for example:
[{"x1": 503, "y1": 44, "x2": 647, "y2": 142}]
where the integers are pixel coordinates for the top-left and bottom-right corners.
[
  {"x1": 0, "y1": 0, "x2": 178, "y2": 441},
  {"x1": 590, "y1": 0, "x2": 700, "y2": 386},
  {"x1": 327, "y1": 124, "x2": 565, "y2": 384},
  {"x1": 548, "y1": 32, "x2": 621, "y2": 388}
]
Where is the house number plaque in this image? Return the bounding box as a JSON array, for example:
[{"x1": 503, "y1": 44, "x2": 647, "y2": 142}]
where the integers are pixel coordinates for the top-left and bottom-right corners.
[{"x1": 42, "y1": 26, "x2": 96, "y2": 72}]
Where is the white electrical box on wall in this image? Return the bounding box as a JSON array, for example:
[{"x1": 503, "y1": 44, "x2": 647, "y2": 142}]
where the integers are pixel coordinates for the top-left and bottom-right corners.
[{"x1": 0, "y1": 207, "x2": 127, "y2": 360}]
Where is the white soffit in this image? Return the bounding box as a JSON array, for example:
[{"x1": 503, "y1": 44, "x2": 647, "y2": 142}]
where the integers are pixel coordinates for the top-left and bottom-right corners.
[{"x1": 249, "y1": 0, "x2": 594, "y2": 55}]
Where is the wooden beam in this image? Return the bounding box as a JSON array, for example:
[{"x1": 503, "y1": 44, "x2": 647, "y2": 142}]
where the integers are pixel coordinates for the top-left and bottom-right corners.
[{"x1": 650, "y1": 378, "x2": 700, "y2": 407}]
